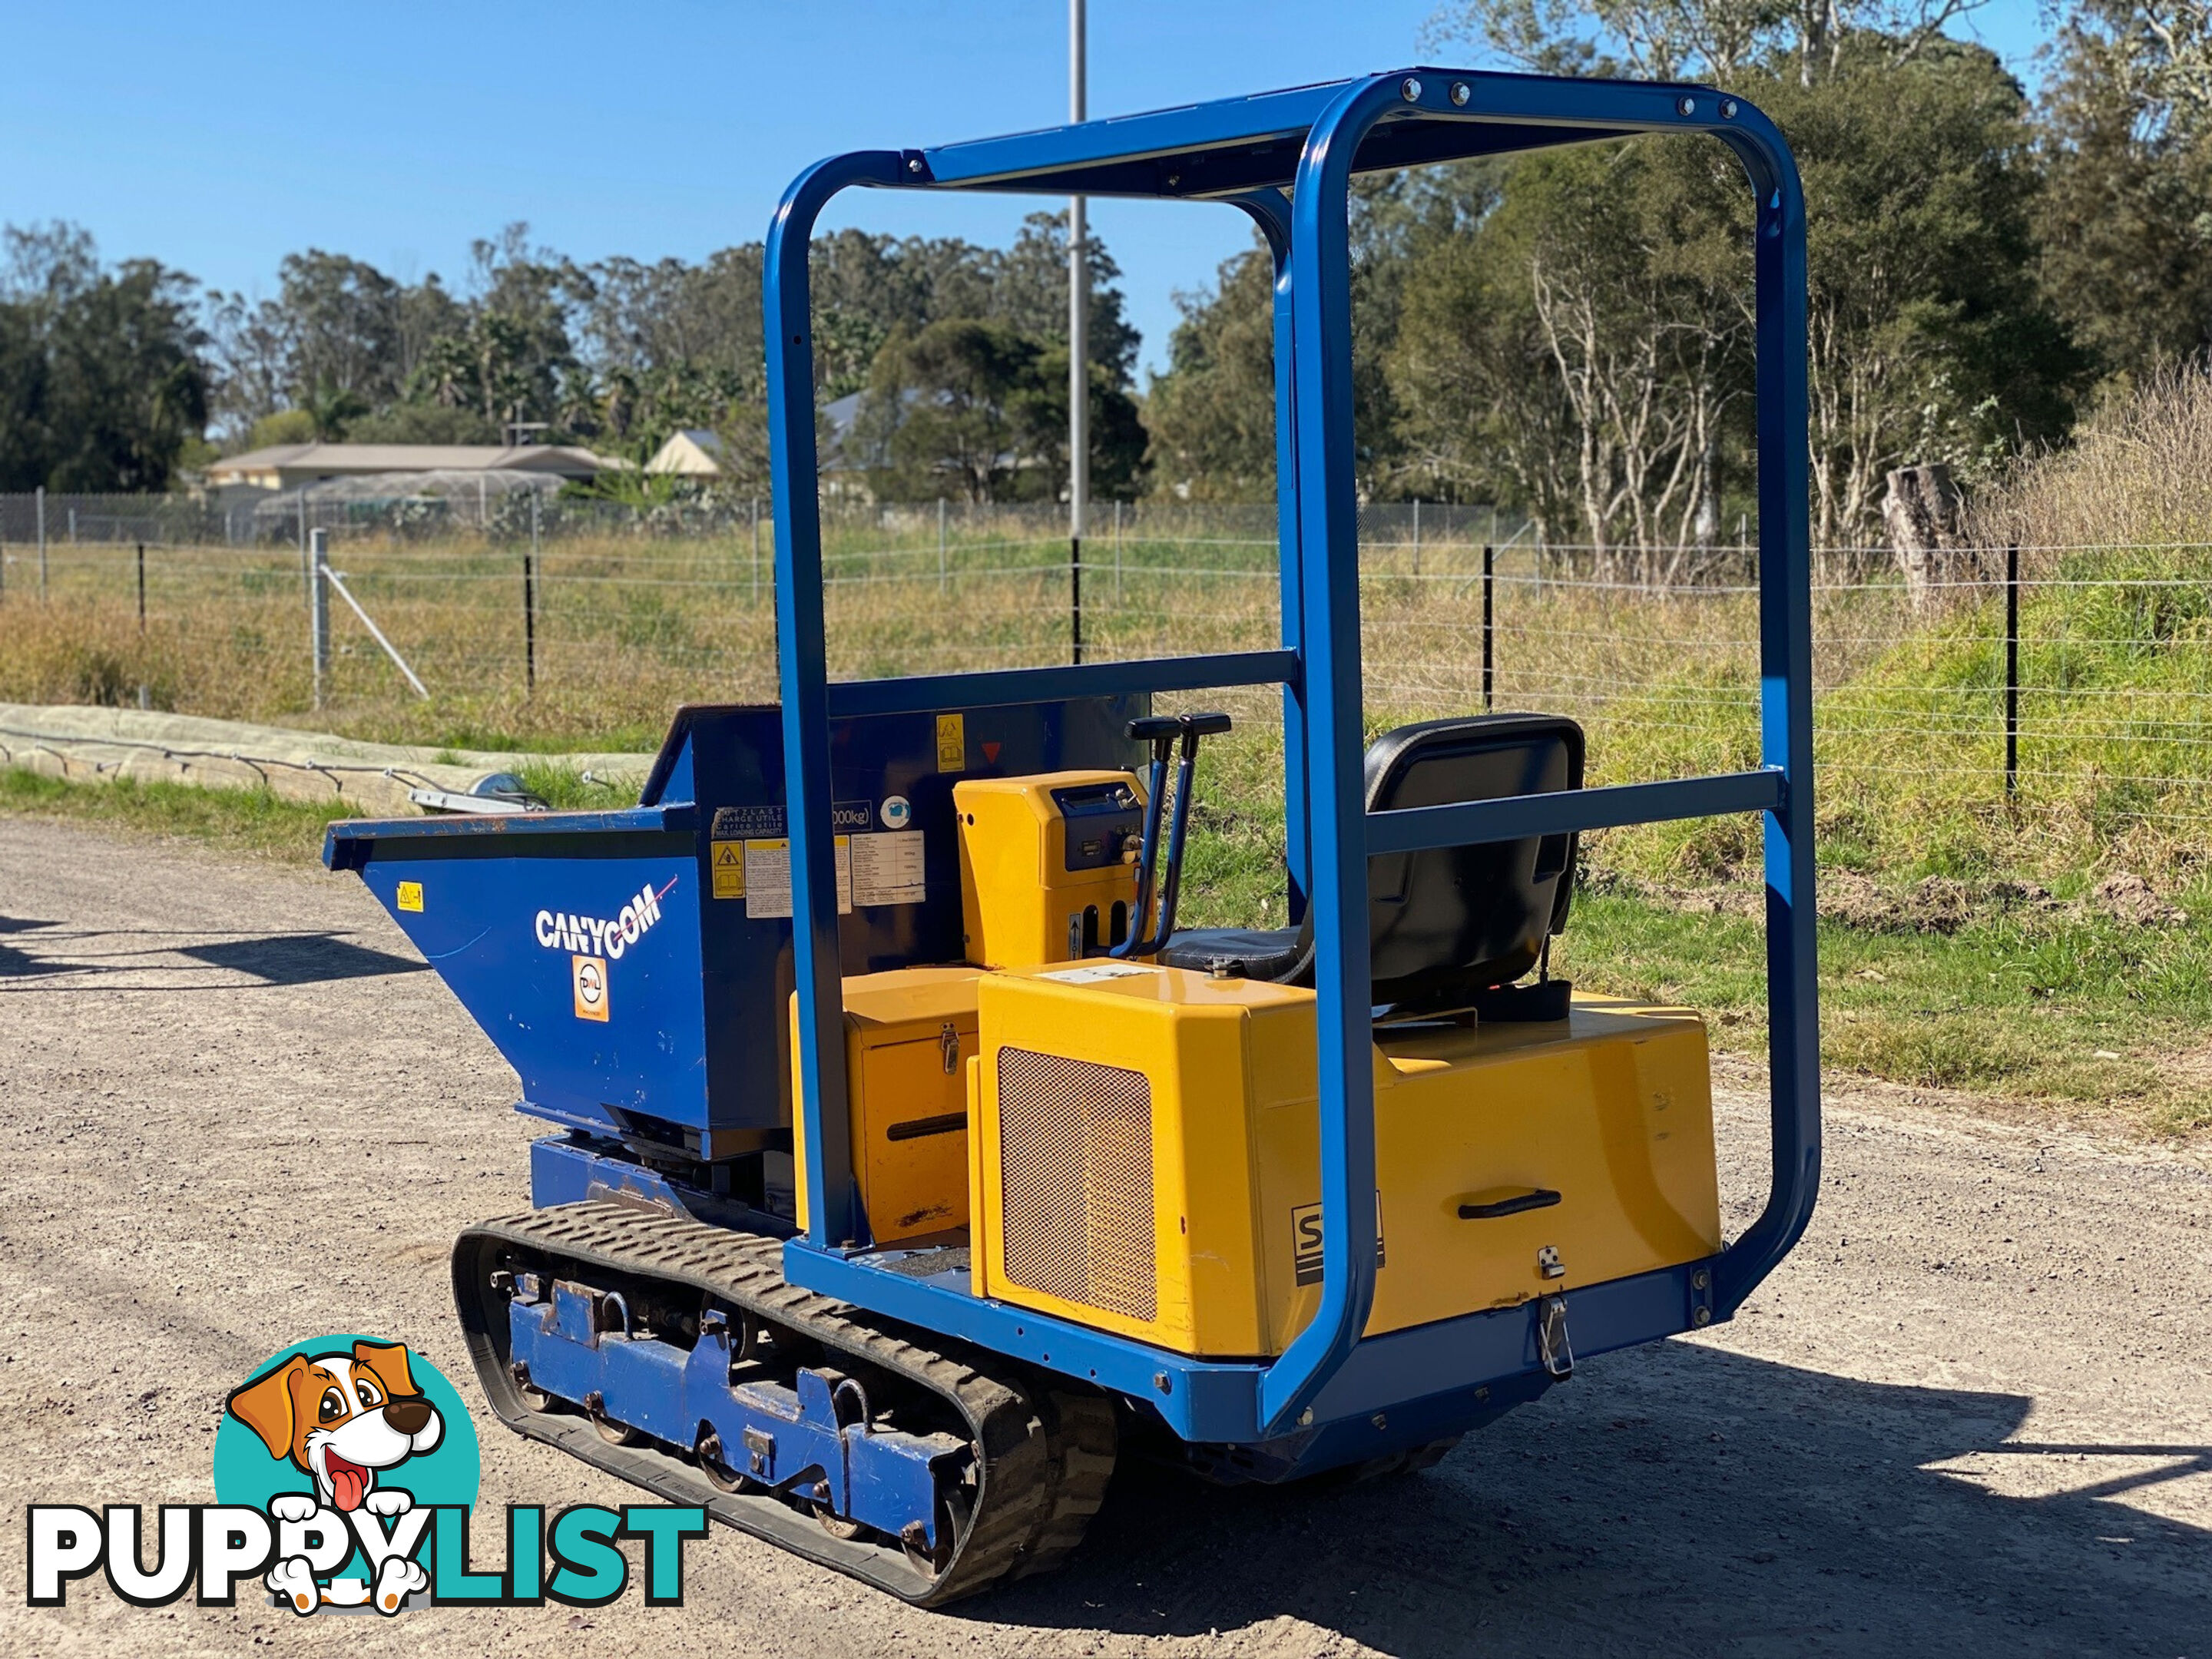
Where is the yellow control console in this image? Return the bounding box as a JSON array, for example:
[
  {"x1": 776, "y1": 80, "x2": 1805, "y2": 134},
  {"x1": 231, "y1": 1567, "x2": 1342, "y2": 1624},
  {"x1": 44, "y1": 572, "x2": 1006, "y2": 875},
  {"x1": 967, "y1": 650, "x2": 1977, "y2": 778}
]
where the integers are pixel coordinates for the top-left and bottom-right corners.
[
  {"x1": 969, "y1": 961, "x2": 1720, "y2": 1357},
  {"x1": 954, "y1": 770, "x2": 1146, "y2": 968}
]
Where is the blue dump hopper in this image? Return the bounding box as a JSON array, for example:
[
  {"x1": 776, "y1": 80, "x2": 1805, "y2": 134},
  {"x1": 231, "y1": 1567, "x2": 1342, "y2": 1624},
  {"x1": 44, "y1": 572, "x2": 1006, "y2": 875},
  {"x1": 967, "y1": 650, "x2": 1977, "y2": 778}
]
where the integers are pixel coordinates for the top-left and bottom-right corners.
[{"x1": 326, "y1": 698, "x2": 1141, "y2": 1203}]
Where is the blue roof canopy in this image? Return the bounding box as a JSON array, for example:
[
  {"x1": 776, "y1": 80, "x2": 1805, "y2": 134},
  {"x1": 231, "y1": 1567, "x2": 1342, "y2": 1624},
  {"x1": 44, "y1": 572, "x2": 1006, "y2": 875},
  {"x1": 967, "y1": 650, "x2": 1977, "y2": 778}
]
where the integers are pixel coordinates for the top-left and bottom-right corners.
[{"x1": 901, "y1": 69, "x2": 1704, "y2": 198}]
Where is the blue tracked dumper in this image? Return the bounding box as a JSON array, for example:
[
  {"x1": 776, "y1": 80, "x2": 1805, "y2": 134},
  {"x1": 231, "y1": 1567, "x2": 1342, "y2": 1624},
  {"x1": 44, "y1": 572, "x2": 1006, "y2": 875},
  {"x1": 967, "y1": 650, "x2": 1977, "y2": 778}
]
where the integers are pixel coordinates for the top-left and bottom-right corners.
[{"x1": 326, "y1": 68, "x2": 1821, "y2": 1604}]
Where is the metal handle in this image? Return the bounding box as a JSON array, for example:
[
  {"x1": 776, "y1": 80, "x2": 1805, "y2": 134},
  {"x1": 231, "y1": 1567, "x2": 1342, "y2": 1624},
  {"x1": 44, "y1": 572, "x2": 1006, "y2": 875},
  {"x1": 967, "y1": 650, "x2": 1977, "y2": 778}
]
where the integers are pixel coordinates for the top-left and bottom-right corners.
[
  {"x1": 1457, "y1": 1188, "x2": 1561, "y2": 1220},
  {"x1": 1112, "y1": 711, "x2": 1232, "y2": 959}
]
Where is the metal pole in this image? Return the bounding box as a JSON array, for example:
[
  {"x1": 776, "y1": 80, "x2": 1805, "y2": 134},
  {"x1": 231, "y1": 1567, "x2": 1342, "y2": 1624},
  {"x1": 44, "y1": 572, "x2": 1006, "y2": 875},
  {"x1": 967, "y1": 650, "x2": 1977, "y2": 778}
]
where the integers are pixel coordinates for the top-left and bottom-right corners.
[
  {"x1": 1114, "y1": 498, "x2": 1122, "y2": 603},
  {"x1": 36, "y1": 486, "x2": 46, "y2": 601},
  {"x1": 1412, "y1": 496, "x2": 1421, "y2": 576},
  {"x1": 751, "y1": 496, "x2": 762, "y2": 603},
  {"x1": 298, "y1": 492, "x2": 309, "y2": 594},
  {"x1": 524, "y1": 551, "x2": 537, "y2": 696},
  {"x1": 938, "y1": 496, "x2": 947, "y2": 592},
  {"x1": 136, "y1": 541, "x2": 146, "y2": 632},
  {"x1": 2005, "y1": 541, "x2": 2019, "y2": 800},
  {"x1": 310, "y1": 528, "x2": 330, "y2": 710},
  {"x1": 527, "y1": 490, "x2": 541, "y2": 695},
  {"x1": 1068, "y1": 0, "x2": 1088, "y2": 667},
  {"x1": 1482, "y1": 543, "x2": 1495, "y2": 711},
  {"x1": 323, "y1": 565, "x2": 429, "y2": 699}
]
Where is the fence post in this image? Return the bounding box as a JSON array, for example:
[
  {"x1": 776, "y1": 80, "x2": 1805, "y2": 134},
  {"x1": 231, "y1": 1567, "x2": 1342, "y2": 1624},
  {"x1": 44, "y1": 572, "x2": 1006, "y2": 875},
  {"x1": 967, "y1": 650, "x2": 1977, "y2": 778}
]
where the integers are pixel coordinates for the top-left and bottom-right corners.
[
  {"x1": 1071, "y1": 521, "x2": 1084, "y2": 667},
  {"x1": 1482, "y1": 543, "x2": 1495, "y2": 712},
  {"x1": 310, "y1": 528, "x2": 330, "y2": 710},
  {"x1": 525, "y1": 490, "x2": 541, "y2": 696},
  {"x1": 1412, "y1": 497, "x2": 1422, "y2": 577},
  {"x1": 35, "y1": 485, "x2": 46, "y2": 601},
  {"x1": 751, "y1": 496, "x2": 761, "y2": 604},
  {"x1": 938, "y1": 496, "x2": 948, "y2": 592},
  {"x1": 2005, "y1": 541, "x2": 2019, "y2": 800},
  {"x1": 136, "y1": 541, "x2": 147, "y2": 633},
  {"x1": 1114, "y1": 498, "x2": 1122, "y2": 604},
  {"x1": 297, "y1": 493, "x2": 309, "y2": 595}
]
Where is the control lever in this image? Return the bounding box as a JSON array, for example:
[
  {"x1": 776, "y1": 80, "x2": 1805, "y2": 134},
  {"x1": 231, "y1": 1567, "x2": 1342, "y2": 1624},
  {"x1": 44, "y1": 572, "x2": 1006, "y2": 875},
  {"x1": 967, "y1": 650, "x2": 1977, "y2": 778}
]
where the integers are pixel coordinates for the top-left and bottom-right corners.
[{"x1": 1113, "y1": 711, "x2": 1232, "y2": 958}]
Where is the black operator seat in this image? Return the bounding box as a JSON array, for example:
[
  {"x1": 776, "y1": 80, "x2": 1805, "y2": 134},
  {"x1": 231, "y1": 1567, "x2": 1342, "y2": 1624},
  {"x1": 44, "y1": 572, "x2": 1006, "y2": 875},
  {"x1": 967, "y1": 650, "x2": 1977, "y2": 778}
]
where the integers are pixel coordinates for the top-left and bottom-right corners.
[{"x1": 1157, "y1": 713, "x2": 1585, "y2": 1016}]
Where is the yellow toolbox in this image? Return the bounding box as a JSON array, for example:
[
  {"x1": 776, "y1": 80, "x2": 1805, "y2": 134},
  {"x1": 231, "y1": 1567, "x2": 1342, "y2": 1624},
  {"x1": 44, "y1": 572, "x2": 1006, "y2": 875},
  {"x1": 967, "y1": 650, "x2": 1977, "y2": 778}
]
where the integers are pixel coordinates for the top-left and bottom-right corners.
[
  {"x1": 970, "y1": 961, "x2": 1720, "y2": 1356},
  {"x1": 793, "y1": 965, "x2": 982, "y2": 1244},
  {"x1": 955, "y1": 770, "x2": 1144, "y2": 967}
]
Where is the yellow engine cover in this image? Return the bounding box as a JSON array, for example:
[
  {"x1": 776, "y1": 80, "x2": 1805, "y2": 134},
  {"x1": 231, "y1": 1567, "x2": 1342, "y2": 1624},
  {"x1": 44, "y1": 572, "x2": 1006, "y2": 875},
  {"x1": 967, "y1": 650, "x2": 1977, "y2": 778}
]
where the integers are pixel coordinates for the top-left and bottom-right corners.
[
  {"x1": 954, "y1": 770, "x2": 1144, "y2": 968},
  {"x1": 970, "y1": 962, "x2": 1720, "y2": 1357},
  {"x1": 793, "y1": 966, "x2": 981, "y2": 1245}
]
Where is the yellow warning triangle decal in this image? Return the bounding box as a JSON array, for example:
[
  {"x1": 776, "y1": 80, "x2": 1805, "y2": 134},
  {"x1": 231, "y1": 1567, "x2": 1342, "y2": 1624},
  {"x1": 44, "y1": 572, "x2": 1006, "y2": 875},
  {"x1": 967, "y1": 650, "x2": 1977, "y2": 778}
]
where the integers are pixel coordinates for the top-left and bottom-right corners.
[{"x1": 714, "y1": 843, "x2": 742, "y2": 866}]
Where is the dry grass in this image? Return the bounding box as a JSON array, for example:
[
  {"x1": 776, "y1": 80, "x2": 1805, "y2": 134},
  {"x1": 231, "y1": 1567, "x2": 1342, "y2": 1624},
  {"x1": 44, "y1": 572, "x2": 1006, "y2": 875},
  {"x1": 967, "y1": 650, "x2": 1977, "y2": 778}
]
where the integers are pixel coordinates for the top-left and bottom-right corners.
[
  {"x1": 8, "y1": 456, "x2": 2212, "y2": 1133},
  {"x1": 1972, "y1": 363, "x2": 2212, "y2": 555},
  {"x1": 5, "y1": 515, "x2": 2210, "y2": 887}
]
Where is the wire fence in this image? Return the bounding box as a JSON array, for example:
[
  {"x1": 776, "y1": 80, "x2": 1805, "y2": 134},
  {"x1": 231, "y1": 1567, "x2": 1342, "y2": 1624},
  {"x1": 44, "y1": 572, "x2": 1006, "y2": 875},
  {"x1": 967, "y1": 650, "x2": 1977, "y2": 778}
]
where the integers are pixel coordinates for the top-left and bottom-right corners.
[{"x1": 2, "y1": 491, "x2": 2209, "y2": 850}]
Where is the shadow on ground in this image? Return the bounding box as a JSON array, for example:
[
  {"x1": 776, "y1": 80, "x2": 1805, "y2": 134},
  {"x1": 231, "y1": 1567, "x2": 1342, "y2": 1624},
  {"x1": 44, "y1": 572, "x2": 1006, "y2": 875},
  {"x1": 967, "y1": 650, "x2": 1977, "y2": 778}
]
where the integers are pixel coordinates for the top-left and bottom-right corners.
[
  {"x1": 0, "y1": 922, "x2": 425, "y2": 988},
  {"x1": 973, "y1": 1344, "x2": 2207, "y2": 1657},
  {"x1": 175, "y1": 933, "x2": 426, "y2": 985}
]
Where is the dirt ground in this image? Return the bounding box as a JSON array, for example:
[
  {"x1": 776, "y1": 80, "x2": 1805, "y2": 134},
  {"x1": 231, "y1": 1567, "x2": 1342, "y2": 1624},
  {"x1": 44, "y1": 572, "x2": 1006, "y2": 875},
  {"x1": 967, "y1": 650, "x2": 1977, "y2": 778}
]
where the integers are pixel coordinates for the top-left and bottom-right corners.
[{"x1": 2, "y1": 814, "x2": 2207, "y2": 1658}]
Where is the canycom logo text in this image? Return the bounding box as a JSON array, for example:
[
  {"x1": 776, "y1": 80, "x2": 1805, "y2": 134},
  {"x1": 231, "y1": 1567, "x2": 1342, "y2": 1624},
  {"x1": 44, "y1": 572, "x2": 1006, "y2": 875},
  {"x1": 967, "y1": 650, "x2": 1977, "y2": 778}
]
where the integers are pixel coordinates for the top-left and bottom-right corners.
[{"x1": 533, "y1": 878, "x2": 671, "y2": 960}]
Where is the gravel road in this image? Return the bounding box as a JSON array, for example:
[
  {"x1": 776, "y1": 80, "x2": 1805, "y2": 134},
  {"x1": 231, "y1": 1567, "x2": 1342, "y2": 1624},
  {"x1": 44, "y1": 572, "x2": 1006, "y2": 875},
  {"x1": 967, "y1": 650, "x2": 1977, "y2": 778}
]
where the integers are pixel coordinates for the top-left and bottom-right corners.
[{"x1": 2, "y1": 815, "x2": 2207, "y2": 1657}]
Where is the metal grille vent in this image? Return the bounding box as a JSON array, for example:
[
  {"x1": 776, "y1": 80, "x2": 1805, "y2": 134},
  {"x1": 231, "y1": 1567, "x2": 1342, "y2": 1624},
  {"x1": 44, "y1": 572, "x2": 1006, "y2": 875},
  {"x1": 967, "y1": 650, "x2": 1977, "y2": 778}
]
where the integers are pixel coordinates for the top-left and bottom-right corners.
[{"x1": 996, "y1": 1048, "x2": 1157, "y2": 1322}]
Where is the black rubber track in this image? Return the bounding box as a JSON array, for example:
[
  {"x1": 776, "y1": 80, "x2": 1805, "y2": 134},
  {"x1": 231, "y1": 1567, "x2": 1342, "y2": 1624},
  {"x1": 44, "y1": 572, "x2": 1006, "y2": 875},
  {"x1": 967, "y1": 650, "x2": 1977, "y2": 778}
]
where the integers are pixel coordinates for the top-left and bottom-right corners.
[{"x1": 452, "y1": 1201, "x2": 1116, "y2": 1607}]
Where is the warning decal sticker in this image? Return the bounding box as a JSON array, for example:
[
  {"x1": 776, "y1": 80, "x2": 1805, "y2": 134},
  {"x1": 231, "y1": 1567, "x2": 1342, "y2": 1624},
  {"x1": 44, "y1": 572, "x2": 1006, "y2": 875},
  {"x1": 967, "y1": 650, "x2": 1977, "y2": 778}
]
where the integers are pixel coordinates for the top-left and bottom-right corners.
[
  {"x1": 710, "y1": 839, "x2": 745, "y2": 899},
  {"x1": 1037, "y1": 961, "x2": 1154, "y2": 984},
  {"x1": 850, "y1": 831, "x2": 926, "y2": 906},
  {"x1": 396, "y1": 880, "x2": 423, "y2": 912},
  {"x1": 935, "y1": 712, "x2": 965, "y2": 772},
  {"x1": 743, "y1": 838, "x2": 853, "y2": 919},
  {"x1": 714, "y1": 804, "x2": 784, "y2": 839}
]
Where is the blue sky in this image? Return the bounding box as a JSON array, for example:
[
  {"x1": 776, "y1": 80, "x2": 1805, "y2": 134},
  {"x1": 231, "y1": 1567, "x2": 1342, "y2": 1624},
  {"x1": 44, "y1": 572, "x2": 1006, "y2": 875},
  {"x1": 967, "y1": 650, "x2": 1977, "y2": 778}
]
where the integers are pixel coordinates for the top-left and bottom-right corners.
[{"x1": 2, "y1": 0, "x2": 2054, "y2": 379}]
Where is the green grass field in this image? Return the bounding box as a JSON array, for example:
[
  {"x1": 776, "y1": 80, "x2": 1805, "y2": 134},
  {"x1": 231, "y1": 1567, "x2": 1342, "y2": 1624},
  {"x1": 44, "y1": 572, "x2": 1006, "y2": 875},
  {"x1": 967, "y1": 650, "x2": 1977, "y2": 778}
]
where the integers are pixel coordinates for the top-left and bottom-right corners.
[{"x1": 8, "y1": 734, "x2": 2206, "y2": 1135}]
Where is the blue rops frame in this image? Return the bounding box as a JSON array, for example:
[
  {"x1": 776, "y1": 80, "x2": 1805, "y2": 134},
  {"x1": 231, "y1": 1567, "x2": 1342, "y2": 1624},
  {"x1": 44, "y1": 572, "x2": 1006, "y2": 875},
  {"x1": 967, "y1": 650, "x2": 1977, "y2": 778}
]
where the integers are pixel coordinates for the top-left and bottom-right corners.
[{"x1": 765, "y1": 69, "x2": 1820, "y2": 1445}]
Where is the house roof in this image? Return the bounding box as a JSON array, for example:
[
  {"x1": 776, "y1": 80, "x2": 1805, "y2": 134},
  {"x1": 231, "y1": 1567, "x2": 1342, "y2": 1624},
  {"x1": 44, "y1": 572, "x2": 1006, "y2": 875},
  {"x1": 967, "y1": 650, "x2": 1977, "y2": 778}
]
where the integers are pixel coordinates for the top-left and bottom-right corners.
[
  {"x1": 644, "y1": 429, "x2": 730, "y2": 475},
  {"x1": 207, "y1": 442, "x2": 618, "y2": 481},
  {"x1": 251, "y1": 469, "x2": 571, "y2": 508}
]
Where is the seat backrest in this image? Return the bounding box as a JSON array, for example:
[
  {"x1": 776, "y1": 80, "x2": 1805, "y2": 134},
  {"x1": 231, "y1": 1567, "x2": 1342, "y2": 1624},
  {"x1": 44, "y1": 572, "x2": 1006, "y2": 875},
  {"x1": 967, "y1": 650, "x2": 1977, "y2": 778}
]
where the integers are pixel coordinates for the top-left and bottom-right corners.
[{"x1": 1359, "y1": 713, "x2": 1584, "y2": 1006}]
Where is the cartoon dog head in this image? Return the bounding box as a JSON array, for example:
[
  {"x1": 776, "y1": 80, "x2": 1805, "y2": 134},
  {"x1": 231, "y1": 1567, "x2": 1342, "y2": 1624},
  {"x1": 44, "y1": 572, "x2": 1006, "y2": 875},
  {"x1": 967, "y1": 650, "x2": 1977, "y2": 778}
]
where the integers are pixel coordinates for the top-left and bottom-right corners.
[{"x1": 226, "y1": 1340, "x2": 443, "y2": 1512}]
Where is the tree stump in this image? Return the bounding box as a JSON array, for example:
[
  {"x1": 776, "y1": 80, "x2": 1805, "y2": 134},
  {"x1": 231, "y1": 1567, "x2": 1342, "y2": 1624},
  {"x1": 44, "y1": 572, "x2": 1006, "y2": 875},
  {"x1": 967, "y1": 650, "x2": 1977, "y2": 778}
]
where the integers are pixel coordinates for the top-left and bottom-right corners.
[{"x1": 1883, "y1": 463, "x2": 1981, "y2": 612}]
